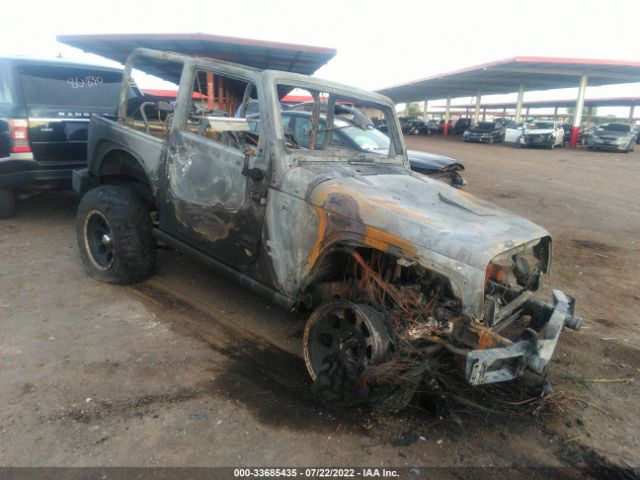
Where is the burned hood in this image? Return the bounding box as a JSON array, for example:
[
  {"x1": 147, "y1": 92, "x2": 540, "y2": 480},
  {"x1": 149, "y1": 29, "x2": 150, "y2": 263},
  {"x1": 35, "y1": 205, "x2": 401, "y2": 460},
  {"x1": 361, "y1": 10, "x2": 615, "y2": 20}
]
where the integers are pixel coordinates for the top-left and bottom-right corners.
[{"x1": 285, "y1": 163, "x2": 549, "y2": 270}]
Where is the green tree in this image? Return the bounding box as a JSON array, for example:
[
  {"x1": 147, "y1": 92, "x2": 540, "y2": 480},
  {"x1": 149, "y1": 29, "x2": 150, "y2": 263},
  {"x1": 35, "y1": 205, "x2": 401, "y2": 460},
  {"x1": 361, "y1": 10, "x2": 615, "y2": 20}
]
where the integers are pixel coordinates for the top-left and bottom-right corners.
[{"x1": 406, "y1": 102, "x2": 423, "y2": 117}]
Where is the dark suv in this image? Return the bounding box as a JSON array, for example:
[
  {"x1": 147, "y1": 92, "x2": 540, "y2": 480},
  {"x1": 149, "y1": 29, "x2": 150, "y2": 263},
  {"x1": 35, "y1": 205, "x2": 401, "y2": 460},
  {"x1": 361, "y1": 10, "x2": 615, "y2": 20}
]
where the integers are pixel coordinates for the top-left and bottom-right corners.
[{"x1": 0, "y1": 57, "x2": 127, "y2": 218}]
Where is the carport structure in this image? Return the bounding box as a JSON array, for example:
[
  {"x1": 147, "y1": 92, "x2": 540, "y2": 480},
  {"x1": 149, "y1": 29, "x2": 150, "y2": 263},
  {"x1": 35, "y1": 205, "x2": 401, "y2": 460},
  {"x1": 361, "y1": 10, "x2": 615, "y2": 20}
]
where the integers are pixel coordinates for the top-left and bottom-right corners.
[
  {"x1": 58, "y1": 33, "x2": 336, "y2": 118},
  {"x1": 57, "y1": 33, "x2": 336, "y2": 75},
  {"x1": 430, "y1": 96, "x2": 640, "y2": 123},
  {"x1": 376, "y1": 56, "x2": 640, "y2": 146}
]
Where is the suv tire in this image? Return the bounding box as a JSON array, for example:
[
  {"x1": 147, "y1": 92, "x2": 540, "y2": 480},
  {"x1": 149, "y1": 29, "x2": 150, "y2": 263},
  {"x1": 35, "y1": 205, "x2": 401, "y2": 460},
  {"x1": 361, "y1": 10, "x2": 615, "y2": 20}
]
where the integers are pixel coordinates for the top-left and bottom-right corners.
[
  {"x1": 76, "y1": 185, "x2": 156, "y2": 284},
  {"x1": 0, "y1": 188, "x2": 16, "y2": 219}
]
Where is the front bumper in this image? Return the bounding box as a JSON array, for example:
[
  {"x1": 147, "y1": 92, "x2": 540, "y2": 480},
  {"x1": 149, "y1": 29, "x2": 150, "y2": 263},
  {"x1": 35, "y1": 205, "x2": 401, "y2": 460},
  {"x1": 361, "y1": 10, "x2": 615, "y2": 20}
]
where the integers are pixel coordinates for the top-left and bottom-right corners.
[
  {"x1": 465, "y1": 290, "x2": 581, "y2": 385},
  {"x1": 520, "y1": 135, "x2": 553, "y2": 148},
  {"x1": 588, "y1": 142, "x2": 628, "y2": 151},
  {"x1": 464, "y1": 135, "x2": 492, "y2": 143},
  {"x1": 0, "y1": 158, "x2": 84, "y2": 189}
]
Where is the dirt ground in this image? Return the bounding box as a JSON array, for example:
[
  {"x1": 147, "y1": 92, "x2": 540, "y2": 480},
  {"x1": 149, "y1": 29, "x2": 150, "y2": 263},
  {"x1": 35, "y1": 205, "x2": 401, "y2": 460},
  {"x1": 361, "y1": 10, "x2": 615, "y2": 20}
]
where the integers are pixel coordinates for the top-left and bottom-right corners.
[{"x1": 0, "y1": 137, "x2": 638, "y2": 477}]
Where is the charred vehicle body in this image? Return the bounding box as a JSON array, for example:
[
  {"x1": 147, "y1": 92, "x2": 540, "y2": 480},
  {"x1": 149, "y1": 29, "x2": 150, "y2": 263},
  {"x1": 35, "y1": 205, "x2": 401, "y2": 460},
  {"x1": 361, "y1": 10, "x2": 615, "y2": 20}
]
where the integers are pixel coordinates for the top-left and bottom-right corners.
[{"x1": 73, "y1": 49, "x2": 581, "y2": 410}]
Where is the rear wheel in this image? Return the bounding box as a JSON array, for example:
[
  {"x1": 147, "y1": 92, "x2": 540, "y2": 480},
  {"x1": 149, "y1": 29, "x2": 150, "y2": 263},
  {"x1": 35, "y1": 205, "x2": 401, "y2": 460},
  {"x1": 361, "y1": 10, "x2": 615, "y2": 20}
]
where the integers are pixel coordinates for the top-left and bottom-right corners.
[
  {"x1": 76, "y1": 185, "x2": 156, "y2": 284},
  {"x1": 0, "y1": 188, "x2": 15, "y2": 219}
]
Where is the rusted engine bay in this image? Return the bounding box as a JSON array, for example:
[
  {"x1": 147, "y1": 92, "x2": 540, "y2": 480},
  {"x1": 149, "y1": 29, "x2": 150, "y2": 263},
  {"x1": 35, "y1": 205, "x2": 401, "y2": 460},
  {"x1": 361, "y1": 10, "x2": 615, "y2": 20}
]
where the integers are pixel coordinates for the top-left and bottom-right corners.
[
  {"x1": 301, "y1": 238, "x2": 578, "y2": 409},
  {"x1": 309, "y1": 241, "x2": 549, "y2": 353}
]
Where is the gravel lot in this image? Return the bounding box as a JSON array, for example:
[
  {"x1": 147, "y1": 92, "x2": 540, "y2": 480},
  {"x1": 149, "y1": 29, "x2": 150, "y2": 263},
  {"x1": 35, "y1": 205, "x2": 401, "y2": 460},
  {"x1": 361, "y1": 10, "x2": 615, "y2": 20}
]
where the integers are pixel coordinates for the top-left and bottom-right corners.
[{"x1": 1, "y1": 136, "x2": 638, "y2": 476}]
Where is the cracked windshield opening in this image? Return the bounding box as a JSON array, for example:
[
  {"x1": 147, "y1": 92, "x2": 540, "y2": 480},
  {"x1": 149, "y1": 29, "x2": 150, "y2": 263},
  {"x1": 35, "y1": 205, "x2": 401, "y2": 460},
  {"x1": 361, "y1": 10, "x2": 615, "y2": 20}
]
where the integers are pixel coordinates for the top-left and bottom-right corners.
[{"x1": 271, "y1": 85, "x2": 401, "y2": 161}]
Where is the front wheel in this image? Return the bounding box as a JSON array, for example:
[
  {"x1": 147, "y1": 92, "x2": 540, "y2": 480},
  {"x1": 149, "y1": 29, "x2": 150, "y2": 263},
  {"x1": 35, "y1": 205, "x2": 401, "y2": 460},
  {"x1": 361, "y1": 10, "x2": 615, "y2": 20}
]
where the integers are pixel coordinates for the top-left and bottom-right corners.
[
  {"x1": 304, "y1": 301, "x2": 420, "y2": 411},
  {"x1": 0, "y1": 188, "x2": 15, "y2": 219},
  {"x1": 76, "y1": 185, "x2": 156, "y2": 284}
]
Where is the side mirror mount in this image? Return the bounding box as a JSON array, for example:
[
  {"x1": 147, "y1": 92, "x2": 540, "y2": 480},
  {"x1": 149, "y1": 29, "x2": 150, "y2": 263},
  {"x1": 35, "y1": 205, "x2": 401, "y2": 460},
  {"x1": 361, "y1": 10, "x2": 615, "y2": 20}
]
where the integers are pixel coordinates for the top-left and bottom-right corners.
[{"x1": 242, "y1": 148, "x2": 265, "y2": 182}]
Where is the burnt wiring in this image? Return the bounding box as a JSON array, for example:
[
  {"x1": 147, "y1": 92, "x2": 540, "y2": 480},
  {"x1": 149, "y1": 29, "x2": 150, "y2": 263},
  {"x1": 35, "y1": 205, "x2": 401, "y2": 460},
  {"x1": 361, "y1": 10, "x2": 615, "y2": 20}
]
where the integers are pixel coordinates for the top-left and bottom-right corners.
[{"x1": 348, "y1": 249, "x2": 460, "y2": 339}]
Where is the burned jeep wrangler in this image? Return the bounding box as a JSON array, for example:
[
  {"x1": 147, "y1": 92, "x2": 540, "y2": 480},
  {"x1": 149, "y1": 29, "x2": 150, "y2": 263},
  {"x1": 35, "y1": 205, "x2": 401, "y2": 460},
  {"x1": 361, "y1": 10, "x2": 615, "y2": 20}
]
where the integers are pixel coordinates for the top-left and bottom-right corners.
[{"x1": 73, "y1": 48, "x2": 581, "y2": 410}]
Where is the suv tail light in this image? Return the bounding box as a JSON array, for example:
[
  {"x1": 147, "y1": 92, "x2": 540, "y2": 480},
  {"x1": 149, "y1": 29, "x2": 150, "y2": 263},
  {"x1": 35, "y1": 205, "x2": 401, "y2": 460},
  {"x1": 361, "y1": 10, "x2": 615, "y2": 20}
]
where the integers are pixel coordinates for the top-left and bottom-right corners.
[{"x1": 9, "y1": 119, "x2": 31, "y2": 153}]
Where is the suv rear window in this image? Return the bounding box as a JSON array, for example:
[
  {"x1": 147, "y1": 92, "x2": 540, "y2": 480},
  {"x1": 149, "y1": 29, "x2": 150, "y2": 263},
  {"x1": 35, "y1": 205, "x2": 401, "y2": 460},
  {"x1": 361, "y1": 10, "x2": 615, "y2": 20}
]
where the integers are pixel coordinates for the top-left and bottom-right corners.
[
  {"x1": 0, "y1": 62, "x2": 14, "y2": 104},
  {"x1": 17, "y1": 64, "x2": 122, "y2": 108}
]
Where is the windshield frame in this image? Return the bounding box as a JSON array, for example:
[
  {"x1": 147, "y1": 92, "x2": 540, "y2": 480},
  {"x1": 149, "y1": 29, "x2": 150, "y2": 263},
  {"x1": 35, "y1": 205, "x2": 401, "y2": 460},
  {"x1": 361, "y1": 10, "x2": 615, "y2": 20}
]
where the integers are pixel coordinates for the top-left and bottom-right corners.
[{"x1": 272, "y1": 79, "x2": 405, "y2": 164}]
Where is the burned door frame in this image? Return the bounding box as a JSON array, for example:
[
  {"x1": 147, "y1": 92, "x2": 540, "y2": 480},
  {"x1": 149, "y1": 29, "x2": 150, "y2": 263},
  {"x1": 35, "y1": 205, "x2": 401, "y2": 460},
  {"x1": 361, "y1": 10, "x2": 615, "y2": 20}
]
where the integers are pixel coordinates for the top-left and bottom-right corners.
[{"x1": 159, "y1": 61, "x2": 270, "y2": 266}]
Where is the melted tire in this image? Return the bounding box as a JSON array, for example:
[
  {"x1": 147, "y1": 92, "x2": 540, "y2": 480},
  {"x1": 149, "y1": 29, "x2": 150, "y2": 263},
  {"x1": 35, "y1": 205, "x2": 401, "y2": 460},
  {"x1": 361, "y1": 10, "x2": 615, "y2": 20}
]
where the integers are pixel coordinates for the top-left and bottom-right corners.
[
  {"x1": 76, "y1": 185, "x2": 156, "y2": 284},
  {"x1": 305, "y1": 301, "x2": 419, "y2": 411}
]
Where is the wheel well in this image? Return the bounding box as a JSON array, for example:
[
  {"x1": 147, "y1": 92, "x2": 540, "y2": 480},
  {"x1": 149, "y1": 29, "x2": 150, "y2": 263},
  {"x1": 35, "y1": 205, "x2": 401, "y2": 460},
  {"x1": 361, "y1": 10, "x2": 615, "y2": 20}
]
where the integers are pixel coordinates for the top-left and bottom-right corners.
[
  {"x1": 98, "y1": 149, "x2": 154, "y2": 207},
  {"x1": 304, "y1": 245, "x2": 460, "y2": 314}
]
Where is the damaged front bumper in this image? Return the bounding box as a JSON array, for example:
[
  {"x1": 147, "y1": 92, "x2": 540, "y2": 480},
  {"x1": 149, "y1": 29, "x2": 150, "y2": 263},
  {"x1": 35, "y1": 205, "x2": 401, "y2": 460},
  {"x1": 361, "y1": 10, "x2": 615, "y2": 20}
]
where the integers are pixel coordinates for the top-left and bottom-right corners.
[{"x1": 465, "y1": 290, "x2": 582, "y2": 385}]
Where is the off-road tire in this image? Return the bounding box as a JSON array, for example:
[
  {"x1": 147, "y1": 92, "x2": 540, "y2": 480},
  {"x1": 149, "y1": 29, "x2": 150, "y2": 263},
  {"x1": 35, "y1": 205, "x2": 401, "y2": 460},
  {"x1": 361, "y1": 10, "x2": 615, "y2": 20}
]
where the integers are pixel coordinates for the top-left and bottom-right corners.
[
  {"x1": 0, "y1": 188, "x2": 16, "y2": 219},
  {"x1": 76, "y1": 185, "x2": 156, "y2": 284}
]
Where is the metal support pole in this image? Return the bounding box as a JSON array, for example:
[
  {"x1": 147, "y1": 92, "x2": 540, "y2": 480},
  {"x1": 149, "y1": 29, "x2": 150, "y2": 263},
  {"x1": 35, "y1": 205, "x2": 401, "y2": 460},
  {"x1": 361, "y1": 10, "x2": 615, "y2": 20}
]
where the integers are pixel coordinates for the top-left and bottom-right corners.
[
  {"x1": 206, "y1": 72, "x2": 215, "y2": 110},
  {"x1": 629, "y1": 105, "x2": 635, "y2": 124},
  {"x1": 473, "y1": 91, "x2": 481, "y2": 124},
  {"x1": 515, "y1": 83, "x2": 525, "y2": 123},
  {"x1": 570, "y1": 74, "x2": 588, "y2": 147},
  {"x1": 444, "y1": 96, "x2": 451, "y2": 136},
  {"x1": 423, "y1": 100, "x2": 428, "y2": 121},
  {"x1": 553, "y1": 106, "x2": 558, "y2": 120},
  {"x1": 482, "y1": 108, "x2": 486, "y2": 121}
]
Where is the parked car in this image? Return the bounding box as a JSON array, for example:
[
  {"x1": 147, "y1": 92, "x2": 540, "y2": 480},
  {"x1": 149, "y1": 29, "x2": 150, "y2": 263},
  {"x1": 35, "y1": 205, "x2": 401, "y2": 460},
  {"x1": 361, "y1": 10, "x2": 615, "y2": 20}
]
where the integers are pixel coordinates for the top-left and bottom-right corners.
[
  {"x1": 518, "y1": 121, "x2": 564, "y2": 149},
  {"x1": 373, "y1": 117, "x2": 387, "y2": 132},
  {"x1": 453, "y1": 118, "x2": 472, "y2": 135},
  {"x1": 0, "y1": 57, "x2": 131, "y2": 218},
  {"x1": 279, "y1": 110, "x2": 465, "y2": 187},
  {"x1": 398, "y1": 116, "x2": 429, "y2": 135},
  {"x1": 425, "y1": 119, "x2": 440, "y2": 135},
  {"x1": 462, "y1": 122, "x2": 505, "y2": 143},
  {"x1": 502, "y1": 120, "x2": 524, "y2": 143},
  {"x1": 73, "y1": 48, "x2": 580, "y2": 411},
  {"x1": 587, "y1": 123, "x2": 636, "y2": 152}
]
